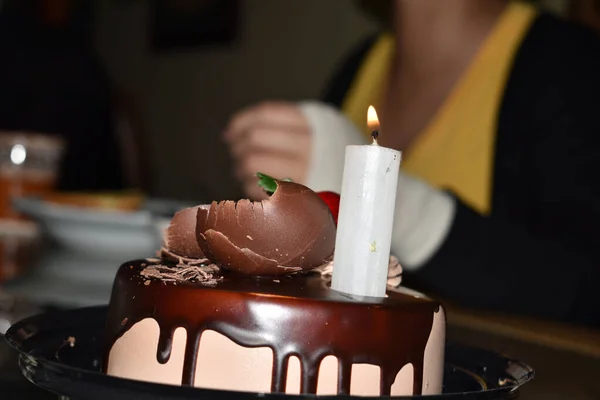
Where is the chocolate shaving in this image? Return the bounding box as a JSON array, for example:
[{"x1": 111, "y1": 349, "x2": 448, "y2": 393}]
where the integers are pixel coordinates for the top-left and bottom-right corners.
[
  {"x1": 140, "y1": 263, "x2": 222, "y2": 286},
  {"x1": 55, "y1": 336, "x2": 76, "y2": 361},
  {"x1": 158, "y1": 247, "x2": 209, "y2": 266}
]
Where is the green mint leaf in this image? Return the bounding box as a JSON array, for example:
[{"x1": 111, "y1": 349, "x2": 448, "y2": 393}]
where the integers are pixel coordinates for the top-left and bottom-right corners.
[{"x1": 256, "y1": 172, "x2": 278, "y2": 195}]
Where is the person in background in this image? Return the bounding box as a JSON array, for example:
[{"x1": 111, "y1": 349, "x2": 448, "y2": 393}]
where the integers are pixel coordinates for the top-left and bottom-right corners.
[
  {"x1": 570, "y1": 0, "x2": 600, "y2": 32},
  {"x1": 223, "y1": 0, "x2": 600, "y2": 327},
  {"x1": 0, "y1": 0, "x2": 125, "y2": 191}
]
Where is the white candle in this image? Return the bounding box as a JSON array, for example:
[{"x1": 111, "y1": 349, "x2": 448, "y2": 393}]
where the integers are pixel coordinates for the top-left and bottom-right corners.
[{"x1": 331, "y1": 106, "x2": 401, "y2": 298}]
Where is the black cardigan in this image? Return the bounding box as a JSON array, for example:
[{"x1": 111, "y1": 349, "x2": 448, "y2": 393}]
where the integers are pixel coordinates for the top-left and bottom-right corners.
[{"x1": 322, "y1": 13, "x2": 600, "y2": 327}]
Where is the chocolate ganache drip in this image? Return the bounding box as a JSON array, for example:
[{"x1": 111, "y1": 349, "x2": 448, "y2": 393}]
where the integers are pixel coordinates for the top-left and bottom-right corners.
[{"x1": 104, "y1": 260, "x2": 436, "y2": 395}]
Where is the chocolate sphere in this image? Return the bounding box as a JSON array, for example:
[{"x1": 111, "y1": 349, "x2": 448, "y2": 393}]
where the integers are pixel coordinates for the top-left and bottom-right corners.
[{"x1": 196, "y1": 181, "x2": 336, "y2": 276}]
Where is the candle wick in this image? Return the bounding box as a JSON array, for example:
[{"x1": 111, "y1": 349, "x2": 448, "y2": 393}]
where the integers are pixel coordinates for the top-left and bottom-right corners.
[{"x1": 371, "y1": 131, "x2": 379, "y2": 146}]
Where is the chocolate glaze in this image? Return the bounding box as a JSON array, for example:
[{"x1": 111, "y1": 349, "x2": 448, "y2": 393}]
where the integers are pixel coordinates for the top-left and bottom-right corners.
[
  {"x1": 104, "y1": 259, "x2": 439, "y2": 395},
  {"x1": 196, "y1": 180, "x2": 336, "y2": 276}
]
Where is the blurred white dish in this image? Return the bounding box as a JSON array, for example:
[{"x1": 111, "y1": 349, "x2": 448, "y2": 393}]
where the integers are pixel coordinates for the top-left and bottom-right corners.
[{"x1": 12, "y1": 196, "x2": 186, "y2": 261}]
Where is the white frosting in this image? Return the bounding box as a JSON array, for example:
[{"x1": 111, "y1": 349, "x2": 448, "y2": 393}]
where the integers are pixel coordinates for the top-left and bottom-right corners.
[{"x1": 315, "y1": 255, "x2": 403, "y2": 288}]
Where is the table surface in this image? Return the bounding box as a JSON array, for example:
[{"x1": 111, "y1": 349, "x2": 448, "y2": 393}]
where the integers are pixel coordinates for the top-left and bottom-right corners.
[
  {"x1": 445, "y1": 304, "x2": 600, "y2": 359},
  {"x1": 445, "y1": 304, "x2": 600, "y2": 400}
]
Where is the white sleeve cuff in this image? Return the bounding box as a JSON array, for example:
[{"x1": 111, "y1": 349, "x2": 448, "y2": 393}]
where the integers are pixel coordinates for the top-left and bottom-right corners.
[
  {"x1": 297, "y1": 101, "x2": 367, "y2": 193},
  {"x1": 391, "y1": 172, "x2": 456, "y2": 270}
]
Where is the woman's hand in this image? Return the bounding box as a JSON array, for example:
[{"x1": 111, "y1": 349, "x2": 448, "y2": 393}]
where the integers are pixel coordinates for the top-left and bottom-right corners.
[{"x1": 223, "y1": 101, "x2": 311, "y2": 199}]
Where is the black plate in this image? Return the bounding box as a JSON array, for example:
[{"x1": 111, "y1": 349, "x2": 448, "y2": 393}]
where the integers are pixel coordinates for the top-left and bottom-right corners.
[{"x1": 4, "y1": 306, "x2": 533, "y2": 399}]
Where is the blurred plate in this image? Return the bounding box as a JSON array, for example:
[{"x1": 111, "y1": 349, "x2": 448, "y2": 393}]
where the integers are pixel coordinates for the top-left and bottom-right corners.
[
  {"x1": 12, "y1": 196, "x2": 192, "y2": 260},
  {"x1": 4, "y1": 195, "x2": 197, "y2": 308},
  {"x1": 4, "y1": 306, "x2": 534, "y2": 400}
]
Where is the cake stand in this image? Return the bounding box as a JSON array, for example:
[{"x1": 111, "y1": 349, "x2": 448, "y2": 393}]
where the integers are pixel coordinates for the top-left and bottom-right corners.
[{"x1": 4, "y1": 306, "x2": 534, "y2": 400}]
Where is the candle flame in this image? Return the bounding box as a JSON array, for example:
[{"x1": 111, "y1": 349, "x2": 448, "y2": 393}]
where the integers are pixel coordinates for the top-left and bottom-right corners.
[
  {"x1": 367, "y1": 106, "x2": 379, "y2": 131},
  {"x1": 367, "y1": 105, "x2": 380, "y2": 145}
]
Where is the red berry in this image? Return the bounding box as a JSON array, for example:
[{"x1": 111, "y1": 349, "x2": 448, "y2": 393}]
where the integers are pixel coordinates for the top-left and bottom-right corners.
[{"x1": 316, "y1": 191, "x2": 340, "y2": 224}]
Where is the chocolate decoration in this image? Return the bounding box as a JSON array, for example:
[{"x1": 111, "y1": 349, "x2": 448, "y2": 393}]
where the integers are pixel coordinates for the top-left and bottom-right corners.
[
  {"x1": 164, "y1": 206, "x2": 208, "y2": 259},
  {"x1": 104, "y1": 260, "x2": 439, "y2": 395},
  {"x1": 196, "y1": 181, "x2": 336, "y2": 276},
  {"x1": 159, "y1": 247, "x2": 207, "y2": 265}
]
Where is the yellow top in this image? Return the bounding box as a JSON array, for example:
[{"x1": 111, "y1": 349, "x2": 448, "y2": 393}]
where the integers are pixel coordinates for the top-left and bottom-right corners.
[{"x1": 341, "y1": 2, "x2": 537, "y2": 215}]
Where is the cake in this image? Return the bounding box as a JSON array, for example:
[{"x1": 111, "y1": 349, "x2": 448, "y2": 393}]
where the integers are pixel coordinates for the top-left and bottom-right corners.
[{"x1": 103, "y1": 178, "x2": 446, "y2": 396}]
